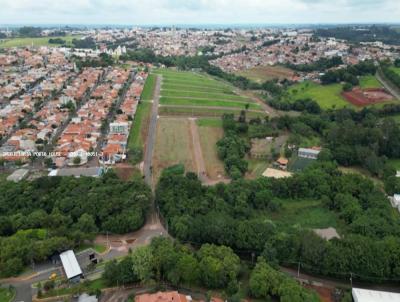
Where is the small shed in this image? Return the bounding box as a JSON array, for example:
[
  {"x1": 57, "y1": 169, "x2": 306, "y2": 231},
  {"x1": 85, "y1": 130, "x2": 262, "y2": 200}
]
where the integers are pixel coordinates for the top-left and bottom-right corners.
[{"x1": 60, "y1": 250, "x2": 83, "y2": 282}]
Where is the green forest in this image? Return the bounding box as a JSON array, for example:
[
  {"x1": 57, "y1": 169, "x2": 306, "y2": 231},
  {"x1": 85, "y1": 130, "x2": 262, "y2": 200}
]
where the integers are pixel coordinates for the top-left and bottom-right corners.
[{"x1": 0, "y1": 171, "x2": 151, "y2": 277}]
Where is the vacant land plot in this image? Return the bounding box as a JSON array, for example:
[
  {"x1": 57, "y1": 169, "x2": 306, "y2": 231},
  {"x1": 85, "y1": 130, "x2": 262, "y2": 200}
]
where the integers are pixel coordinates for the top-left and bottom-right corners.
[
  {"x1": 156, "y1": 68, "x2": 263, "y2": 112},
  {"x1": 0, "y1": 35, "x2": 81, "y2": 48},
  {"x1": 153, "y1": 118, "x2": 195, "y2": 181},
  {"x1": 236, "y1": 65, "x2": 295, "y2": 83},
  {"x1": 197, "y1": 118, "x2": 226, "y2": 180},
  {"x1": 160, "y1": 97, "x2": 260, "y2": 110},
  {"x1": 159, "y1": 106, "x2": 266, "y2": 118},
  {"x1": 128, "y1": 101, "x2": 152, "y2": 149},
  {"x1": 287, "y1": 81, "x2": 351, "y2": 109},
  {"x1": 263, "y1": 199, "x2": 339, "y2": 230}
]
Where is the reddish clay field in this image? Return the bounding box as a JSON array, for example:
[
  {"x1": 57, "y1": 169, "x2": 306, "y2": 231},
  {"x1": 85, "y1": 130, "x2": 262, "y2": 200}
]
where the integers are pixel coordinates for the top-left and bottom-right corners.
[{"x1": 343, "y1": 88, "x2": 393, "y2": 107}]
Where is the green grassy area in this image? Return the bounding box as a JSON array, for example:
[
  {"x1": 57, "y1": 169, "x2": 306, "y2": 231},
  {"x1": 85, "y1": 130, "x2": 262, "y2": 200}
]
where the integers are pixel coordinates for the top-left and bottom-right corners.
[
  {"x1": 263, "y1": 199, "x2": 340, "y2": 230},
  {"x1": 197, "y1": 118, "x2": 223, "y2": 128},
  {"x1": 0, "y1": 35, "x2": 82, "y2": 48},
  {"x1": 41, "y1": 278, "x2": 105, "y2": 298},
  {"x1": 286, "y1": 81, "x2": 351, "y2": 109},
  {"x1": 156, "y1": 68, "x2": 261, "y2": 112},
  {"x1": 77, "y1": 243, "x2": 107, "y2": 254},
  {"x1": 141, "y1": 74, "x2": 157, "y2": 101},
  {"x1": 247, "y1": 159, "x2": 269, "y2": 179},
  {"x1": 161, "y1": 89, "x2": 248, "y2": 101},
  {"x1": 162, "y1": 83, "x2": 233, "y2": 94},
  {"x1": 128, "y1": 101, "x2": 152, "y2": 148},
  {"x1": 160, "y1": 97, "x2": 260, "y2": 110},
  {"x1": 0, "y1": 287, "x2": 15, "y2": 302},
  {"x1": 390, "y1": 67, "x2": 400, "y2": 76},
  {"x1": 359, "y1": 75, "x2": 383, "y2": 89},
  {"x1": 235, "y1": 65, "x2": 294, "y2": 83},
  {"x1": 387, "y1": 159, "x2": 400, "y2": 171},
  {"x1": 159, "y1": 106, "x2": 265, "y2": 118}
]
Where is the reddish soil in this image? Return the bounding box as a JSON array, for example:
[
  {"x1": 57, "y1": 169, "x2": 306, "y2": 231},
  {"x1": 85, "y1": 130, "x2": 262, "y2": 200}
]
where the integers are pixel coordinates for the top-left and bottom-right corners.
[{"x1": 343, "y1": 88, "x2": 393, "y2": 107}]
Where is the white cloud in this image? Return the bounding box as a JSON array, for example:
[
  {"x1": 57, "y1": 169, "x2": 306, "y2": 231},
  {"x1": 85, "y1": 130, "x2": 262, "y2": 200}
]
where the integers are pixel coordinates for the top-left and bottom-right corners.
[{"x1": 0, "y1": 0, "x2": 398, "y2": 24}]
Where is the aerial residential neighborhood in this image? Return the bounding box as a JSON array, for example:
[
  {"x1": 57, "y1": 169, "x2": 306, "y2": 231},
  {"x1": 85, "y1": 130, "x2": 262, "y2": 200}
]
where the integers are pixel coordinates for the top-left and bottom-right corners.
[{"x1": 1, "y1": 1, "x2": 400, "y2": 302}]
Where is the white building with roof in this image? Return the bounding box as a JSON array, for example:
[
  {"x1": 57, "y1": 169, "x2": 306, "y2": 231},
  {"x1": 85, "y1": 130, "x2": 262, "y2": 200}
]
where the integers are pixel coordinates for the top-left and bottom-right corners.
[
  {"x1": 352, "y1": 288, "x2": 400, "y2": 302},
  {"x1": 60, "y1": 250, "x2": 83, "y2": 282},
  {"x1": 298, "y1": 148, "x2": 321, "y2": 160}
]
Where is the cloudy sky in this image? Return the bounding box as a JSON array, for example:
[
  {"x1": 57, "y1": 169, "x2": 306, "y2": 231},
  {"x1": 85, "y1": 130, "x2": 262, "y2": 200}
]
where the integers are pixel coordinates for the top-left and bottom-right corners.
[{"x1": 0, "y1": 0, "x2": 399, "y2": 25}]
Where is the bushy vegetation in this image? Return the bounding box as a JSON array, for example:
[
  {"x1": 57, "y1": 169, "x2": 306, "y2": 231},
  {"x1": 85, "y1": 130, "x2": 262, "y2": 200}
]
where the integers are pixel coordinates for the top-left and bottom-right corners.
[
  {"x1": 0, "y1": 171, "x2": 151, "y2": 277},
  {"x1": 155, "y1": 161, "x2": 400, "y2": 282},
  {"x1": 103, "y1": 237, "x2": 318, "y2": 301},
  {"x1": 286, "y1": 56, "x2": 343, "y2": 73}
]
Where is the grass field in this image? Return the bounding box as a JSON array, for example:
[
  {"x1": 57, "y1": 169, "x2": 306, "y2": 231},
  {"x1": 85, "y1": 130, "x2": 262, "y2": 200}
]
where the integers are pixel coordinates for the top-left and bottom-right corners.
[
  {"x1": 359, "y1": 75, "x2": 383, "y2": 89},
  {"x1": 263, "y1": 199, "x2": 339, "y2": 230},
  {"x1": 128, "y1": 101, "x2": 152, "y2": 149},
  {"x1": 390, "y1": 67, "x2": 400, "y2": 76},
  {"x1": 197, "y1": 119, "x2": 226, "y2": 179},
  {"x1": 156, "y1": 68, "x2": 262, "y2": 112},
  {"x1": 160, "y1": 97, "x2": 260, "y2": 110},
  {"x1": 141, "y1": 74, "x2": 157, "y2": 101},
  {"x1": 159, "y1": 106, "x2": 266, "y2": 118},
  {"x1": 286, "y1": 81, "x2": 351, "y2": 109},
  {"x1": 0, "y1": 287, "x2": 14, "y2": 302},
  {"x1": 247, "y1": 159, "x2": 269, "y2": 179},
  {"x1": 0, "y1": 35, "x2": 82, "y2": 48},
  {"x1": 153, "y1": 118, "x2": 195, "y2": 181},
  {"x1": 236, "y1": 65, "x2": 294, "y2": 83}
]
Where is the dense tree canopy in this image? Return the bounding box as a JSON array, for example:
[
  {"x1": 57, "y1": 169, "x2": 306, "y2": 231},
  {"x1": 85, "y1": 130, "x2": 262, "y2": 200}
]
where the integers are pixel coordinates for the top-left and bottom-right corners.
[{"x1": 0, "y1": 171, "x2": 151, "y2": 277}]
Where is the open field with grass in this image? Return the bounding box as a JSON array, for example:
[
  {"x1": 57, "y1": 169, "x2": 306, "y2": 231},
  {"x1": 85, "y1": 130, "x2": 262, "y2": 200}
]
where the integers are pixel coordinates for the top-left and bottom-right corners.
[
  {"x1": 153, "y1": 117, "x2": 195, "y2": 181},
  {"x1": 197, "y1": 118, "x2": 226, "y2": 179},
  {"x1": 286, "y1": 79, "x2": 396, "y2": 110},
  {"x1": 141, "y1": 74, "x2": 157, "y2": 101},
  {"x1": 286, "y1": 81, "x2": 351, "y2": 109},
  {"x1": 156, "y1": 69, "x2": 263, "y2": 113},
  {"x1": 159, "y1": 106, "x2": 266, "y2": 118},
  {"x1": 160, "y1": 97, "x2": 260, "y2": 110},
  {"x1": 390, "y1": 67, "x2": 400, "y2": 76},
  {"x1": 246, "y1": 159, "x2": 269, "y2": 179},
  {"x1": 236, "y1": 65, "x2": 295, "y2": 83},
  {"x1": 0, "y1": 35, "x2": 82, "y2": 48},
  {"x1": 0, "y1": 287, "x2": 15, "y2": 302},
  {"x1": 359, "y1": 75, "x2": 383, "y2": 89},
  {"x1": 262, "y1": 199, "x2": 340, "y2": 230},
  {"x1": 128, "y1": 101, "x2": 152, "y2": 149}
]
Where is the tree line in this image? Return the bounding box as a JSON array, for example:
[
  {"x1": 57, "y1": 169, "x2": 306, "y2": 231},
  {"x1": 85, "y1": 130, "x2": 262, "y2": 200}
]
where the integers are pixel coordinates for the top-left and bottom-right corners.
[
  {"x1": 102, "y1": 236, "x2": 320, "y2": 302},
  {"x1": 155, "y1": 159, "x2": 400, "y2": 282},
  {"x1": 0, "y1": 171, "x2": 151, "y2": 277}
]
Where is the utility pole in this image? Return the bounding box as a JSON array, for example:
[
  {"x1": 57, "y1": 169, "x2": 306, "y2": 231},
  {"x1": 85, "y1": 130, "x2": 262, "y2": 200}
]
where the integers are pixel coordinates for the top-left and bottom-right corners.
[
  {"x1": 350, "y1": 272, "x2": 353, "y2": 287},
  {"x1": 297, "y1": 262, "x2": 301, "y2": 277}
]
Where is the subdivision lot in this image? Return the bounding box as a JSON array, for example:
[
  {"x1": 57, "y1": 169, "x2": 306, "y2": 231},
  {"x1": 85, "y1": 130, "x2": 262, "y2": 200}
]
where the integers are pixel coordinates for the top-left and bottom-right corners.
[
  {"x1": 158, "y1": 106, "x2": 266, "y2": 118},
  {"x1": 197, "y1": 118, "x2": 226, "y2": 180},
  {"x1": 156, "y1": 68, "x2": 262, "y2": 112},
  {"x1": 152, "y1": 117, "x2": 196, "y2": 181},
  {"x1": 159, "y1": 97, "x2": 260, "y2": 110}
]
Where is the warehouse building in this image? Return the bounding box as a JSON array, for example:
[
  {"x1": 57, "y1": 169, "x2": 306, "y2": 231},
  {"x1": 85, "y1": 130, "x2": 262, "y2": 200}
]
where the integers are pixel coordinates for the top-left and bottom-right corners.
[
  {"x1": 352, "y1": 288, "x2": 400, "y2": 302},
  {"x1": 60, "y1": 250, "x2": 83, "y2": 283}
]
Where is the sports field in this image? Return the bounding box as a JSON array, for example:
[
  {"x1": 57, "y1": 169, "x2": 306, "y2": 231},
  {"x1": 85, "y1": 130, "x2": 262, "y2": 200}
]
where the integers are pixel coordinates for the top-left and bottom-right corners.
[
  {"x1": 287, "y1": 77, "x2": 393, "y2": 110},
  {"x1": 0, "y1": 35, "x2": 82, "y2": 48},
  {"x1": 236, "y1": 65, "x2": 295, "y2": 83},
  {"x1": 155, "y1": 69, "x2": 263, "y2": 112}
]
